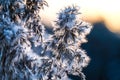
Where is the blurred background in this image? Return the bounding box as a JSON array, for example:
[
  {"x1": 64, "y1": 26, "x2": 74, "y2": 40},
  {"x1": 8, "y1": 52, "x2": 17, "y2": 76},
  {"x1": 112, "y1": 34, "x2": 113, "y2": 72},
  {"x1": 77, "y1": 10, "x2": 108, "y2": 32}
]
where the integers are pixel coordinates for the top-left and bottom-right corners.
[
  {"x1": 46, "y1": 23, "x2": 120, "y2": 80},
  {"x1": 81, "y1": 23, "x2": 120, "y2": 80}
]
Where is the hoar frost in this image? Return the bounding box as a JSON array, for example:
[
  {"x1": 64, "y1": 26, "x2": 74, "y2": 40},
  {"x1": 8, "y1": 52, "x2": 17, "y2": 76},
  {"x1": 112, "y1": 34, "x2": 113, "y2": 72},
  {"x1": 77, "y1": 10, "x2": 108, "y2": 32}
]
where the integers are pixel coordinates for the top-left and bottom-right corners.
[{"x1": 0, "y1": 0, "x2": 93, "y2": 80}]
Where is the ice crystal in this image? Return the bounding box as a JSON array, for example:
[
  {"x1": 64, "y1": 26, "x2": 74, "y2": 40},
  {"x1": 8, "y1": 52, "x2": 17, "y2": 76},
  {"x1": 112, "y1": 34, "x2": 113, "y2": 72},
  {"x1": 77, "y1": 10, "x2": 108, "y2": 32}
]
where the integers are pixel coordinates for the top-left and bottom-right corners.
[{"x1": 0, "y1": 0, "x2": 93, "y2": 80}]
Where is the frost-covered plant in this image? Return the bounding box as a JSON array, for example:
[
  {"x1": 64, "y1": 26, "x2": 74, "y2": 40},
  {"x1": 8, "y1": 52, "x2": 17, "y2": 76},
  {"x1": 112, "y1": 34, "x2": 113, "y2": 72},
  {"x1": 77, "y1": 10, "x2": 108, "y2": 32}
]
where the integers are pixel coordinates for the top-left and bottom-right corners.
[
  {"x1": 0, "y1": 0, "x2": 93, "y2": 80},
  {"x1": 45, "y1": 6, "x2": 92, "y2": 80}
]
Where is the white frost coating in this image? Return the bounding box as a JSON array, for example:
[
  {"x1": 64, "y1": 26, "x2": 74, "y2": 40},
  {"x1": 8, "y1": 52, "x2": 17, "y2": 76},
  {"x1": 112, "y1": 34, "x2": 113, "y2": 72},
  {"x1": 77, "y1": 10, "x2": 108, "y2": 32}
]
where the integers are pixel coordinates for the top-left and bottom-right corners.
[{"x1": 0, "y1": 0, "x2": 93, "y2": 80}]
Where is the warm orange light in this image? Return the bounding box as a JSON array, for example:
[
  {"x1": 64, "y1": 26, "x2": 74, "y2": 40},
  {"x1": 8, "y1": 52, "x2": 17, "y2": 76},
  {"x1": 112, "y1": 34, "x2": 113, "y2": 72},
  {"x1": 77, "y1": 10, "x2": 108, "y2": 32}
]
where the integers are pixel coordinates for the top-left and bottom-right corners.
[{"x1": 40, "y1": 0, "x2": 120, "y2": 33}]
